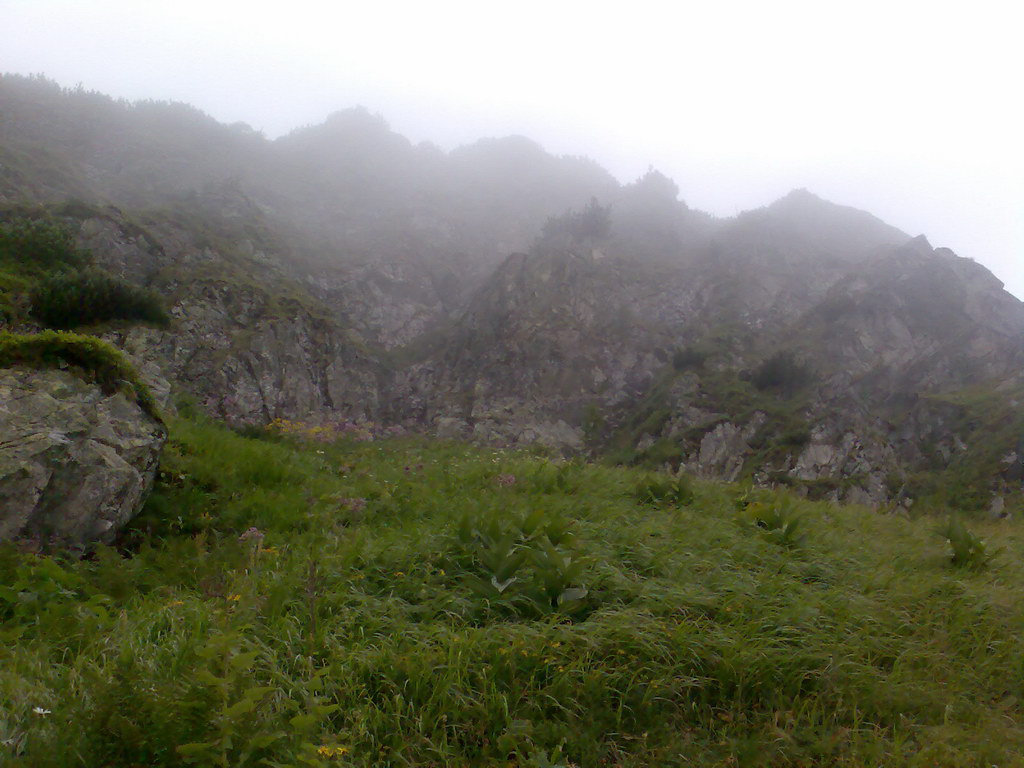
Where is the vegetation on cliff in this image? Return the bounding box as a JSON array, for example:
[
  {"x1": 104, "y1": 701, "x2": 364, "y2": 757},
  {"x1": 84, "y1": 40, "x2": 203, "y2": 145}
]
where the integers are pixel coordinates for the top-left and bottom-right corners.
[
  {"x1": 0, "y1": 213, "x2": 169, "y2": 329},
  {"x1": 0, "y1": 330, "x2": 160, "y2": 419}
]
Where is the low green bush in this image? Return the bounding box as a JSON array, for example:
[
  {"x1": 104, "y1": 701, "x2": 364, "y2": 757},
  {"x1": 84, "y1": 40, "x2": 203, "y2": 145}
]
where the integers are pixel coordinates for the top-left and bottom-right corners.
[
  {"x1": 0, "y1": 269, "x2": 32, "y2": 324},
  {"x1": 938, "y1": 515, "x2": 997, "y2": 568},
  {"x1": 751, "y1": 349, "x2": 813, "y2": 395},
  {"x1": 672, "y1": 344, "x2": 709, "y2": 371},
  {"x1": 527, "y1": 461, "x2": 580, "y2": 495},
  {"x1": 634, "y1": 470, "x2": 694, "y2": 506},
  {"x1": 456, "y1": 507, "x2": 590, "y2": 618},
  {"x1": 739, "y1": 496, "x2": 806, "y2": 547},
  {"x1": 0, "y1": 217, "x2": 87, "y2": 272},
  {"x1": 539, "y1": 197, "x2": 611, "y2": 243},
  {"x1": 30, "y1": 268, "x2": 170, "y2": 329}
]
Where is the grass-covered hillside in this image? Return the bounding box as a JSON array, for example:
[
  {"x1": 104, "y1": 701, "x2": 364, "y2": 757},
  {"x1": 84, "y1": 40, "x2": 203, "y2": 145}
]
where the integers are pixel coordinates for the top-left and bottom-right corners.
[{"x1": 3, "y1": 417, "x2": 1024, "y2": 767}]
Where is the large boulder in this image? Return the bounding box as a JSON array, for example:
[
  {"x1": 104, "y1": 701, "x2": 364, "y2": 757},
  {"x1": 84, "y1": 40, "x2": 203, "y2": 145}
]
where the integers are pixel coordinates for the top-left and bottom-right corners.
[{"x1": 0, "y1": 366, "x2": 166, "y2": 547}]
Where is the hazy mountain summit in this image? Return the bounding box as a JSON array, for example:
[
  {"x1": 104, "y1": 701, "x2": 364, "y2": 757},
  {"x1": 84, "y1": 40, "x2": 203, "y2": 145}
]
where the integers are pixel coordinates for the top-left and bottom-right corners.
[{"x1": 1, "y1": 73, "x2": 1022, "y2": 511}]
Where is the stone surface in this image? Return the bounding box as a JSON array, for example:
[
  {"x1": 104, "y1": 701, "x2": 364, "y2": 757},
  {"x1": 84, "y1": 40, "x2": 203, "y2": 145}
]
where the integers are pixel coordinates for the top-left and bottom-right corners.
[
  {"x1": 690, "y1": 417, "x2": 766, "y2": 482},
  {"x1": 76, "y1": 215, "x2": 382, "y2": 428},
  {"x1": 0, "y1": 367, "x2": 166, "y2": 547}
]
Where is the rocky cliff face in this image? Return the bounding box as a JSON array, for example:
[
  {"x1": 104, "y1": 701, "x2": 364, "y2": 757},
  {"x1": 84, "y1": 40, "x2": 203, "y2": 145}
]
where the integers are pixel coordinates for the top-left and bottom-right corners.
[
  {"x1": 2, "y1": 74, "x2": 1022, "y2": 511},
  {"x1": 48, "y1": 202, "x2": 383, "y2": 426},
  {"x1": 388, "y1": 193, "x2": 1024, "y2": 508}
]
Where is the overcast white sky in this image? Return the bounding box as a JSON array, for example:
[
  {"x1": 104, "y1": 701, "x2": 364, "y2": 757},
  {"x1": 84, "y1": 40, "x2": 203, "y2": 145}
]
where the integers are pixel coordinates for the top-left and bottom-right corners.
[{"x1": 3, "y1": 0, "x2": 1021, "y2": 298}]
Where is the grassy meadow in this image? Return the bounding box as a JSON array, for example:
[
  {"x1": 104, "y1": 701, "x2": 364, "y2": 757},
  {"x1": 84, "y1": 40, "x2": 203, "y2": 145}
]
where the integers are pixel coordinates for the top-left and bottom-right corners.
[{"x1": 2, "y1": 416, "x2": 1024, "y2": 767}]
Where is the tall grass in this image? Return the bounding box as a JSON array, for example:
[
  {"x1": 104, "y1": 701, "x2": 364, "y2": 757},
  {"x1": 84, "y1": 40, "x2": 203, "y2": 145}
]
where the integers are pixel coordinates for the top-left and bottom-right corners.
[{"x1": 2, "y1": 416, "x2": 1023, "y2": 766}]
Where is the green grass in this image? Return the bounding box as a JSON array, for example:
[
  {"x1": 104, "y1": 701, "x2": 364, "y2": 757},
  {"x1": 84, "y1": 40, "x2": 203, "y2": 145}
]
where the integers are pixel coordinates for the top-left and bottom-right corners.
[{"x1": 2, "y1": 416, "x2": 1024, "y2": 766}]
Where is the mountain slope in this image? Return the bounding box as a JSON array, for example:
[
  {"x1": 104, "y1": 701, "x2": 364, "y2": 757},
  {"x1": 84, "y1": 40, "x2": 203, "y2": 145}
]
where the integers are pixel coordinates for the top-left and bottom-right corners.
[
  {"x1": 6, "y1": 416, "x2": 1024, "y2": 765},
  {"x1": 2, "y1": 73, "x2": 1022, "y2": 510}
]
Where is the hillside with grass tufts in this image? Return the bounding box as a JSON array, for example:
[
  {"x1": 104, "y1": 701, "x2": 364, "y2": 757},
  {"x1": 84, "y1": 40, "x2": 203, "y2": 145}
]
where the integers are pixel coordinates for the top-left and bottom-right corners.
[{"x1": 3, "y1": 417, "x2": 1024, "y2": 766}]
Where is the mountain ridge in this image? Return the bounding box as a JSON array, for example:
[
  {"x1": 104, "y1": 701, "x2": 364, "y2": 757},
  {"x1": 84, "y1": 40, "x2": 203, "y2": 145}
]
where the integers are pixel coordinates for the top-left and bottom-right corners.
[{"x1": 2, "y1": 73, "x2": 1022, "y2": 512}]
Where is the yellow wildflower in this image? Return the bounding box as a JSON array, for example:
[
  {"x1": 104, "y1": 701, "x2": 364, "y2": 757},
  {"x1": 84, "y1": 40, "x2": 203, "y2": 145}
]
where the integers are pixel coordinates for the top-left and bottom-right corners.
[
  {"x1": 317, "y1": 745, "x2": 350, "y2": 758},
  {"x1": 227, "y1": 594, "x2": 241, "y2": 601}
]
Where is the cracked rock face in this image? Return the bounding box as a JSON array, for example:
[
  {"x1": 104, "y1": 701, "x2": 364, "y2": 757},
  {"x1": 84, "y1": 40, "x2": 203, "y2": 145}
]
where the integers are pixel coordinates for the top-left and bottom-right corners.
[{"x1": 0, "y1": 367, "x2": 166, "y2": 547}]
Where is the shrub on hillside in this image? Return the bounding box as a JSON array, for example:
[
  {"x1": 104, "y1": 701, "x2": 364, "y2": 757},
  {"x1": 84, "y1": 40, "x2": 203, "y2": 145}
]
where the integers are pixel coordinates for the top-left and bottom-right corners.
[
  {"x1": 0, "y1": 274, "x2": 32, "y2": 325},
  {"x1": 0, "y1": 218, "x2": 87, "y2": 271},
  {"x1": 456, "y1": 507, "x2": 589, "y2": 618},
  {"x1": 540, "y1": 197, "x2": 611, "y2": 243},
  {"x1": 634, "y1": 471, "x2": 694, "y2": 506},
  {"x1": 672, "y1": 345, "x2": 709, "y2": 371},
  {"x1": 938, "y1": 515, "x2": 997, "y2": 568},
  {"x1": 751, "y1": 350, "x2": 813, "y2": 395},
  {"x1": 740, "y1": 497, "x2": 806, "y2": 548},
  {"x1": 30, "y1": 268, "x2": 170, "y2": 329}
]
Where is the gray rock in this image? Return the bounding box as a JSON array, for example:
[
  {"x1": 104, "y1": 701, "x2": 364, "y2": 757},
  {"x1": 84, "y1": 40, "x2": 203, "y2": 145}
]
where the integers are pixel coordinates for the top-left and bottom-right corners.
[
  {"x1": 989, "y1": 496, "x2": 1009, "y2": 520},
  {"x1": 692, "y1": 415, "x2": 765, "y2": 481},
  {"x1": 0, "y1": 367, "x2": 166, "y2": 547}
]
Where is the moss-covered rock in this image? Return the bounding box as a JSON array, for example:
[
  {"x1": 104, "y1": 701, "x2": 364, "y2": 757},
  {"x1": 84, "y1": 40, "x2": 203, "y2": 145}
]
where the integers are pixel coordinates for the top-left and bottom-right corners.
[
  {"x1": 0, "y1": 330, "x2": 161, "y2": 419},
  {"x1": 0, "y1": 335, "x2": 166, "y2": 547}
]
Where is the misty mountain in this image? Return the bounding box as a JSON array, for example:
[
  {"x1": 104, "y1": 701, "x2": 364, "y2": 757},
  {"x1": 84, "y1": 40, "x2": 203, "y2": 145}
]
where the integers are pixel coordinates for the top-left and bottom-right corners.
[{"x1": 1, "y1": 73, "x2": 1021, "y2": 511}]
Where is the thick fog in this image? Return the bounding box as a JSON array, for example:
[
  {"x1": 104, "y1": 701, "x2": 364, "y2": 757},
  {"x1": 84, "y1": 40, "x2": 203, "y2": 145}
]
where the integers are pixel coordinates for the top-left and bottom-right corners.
[{"x1": 3, "y1": 0, "x2": 1021, "y2": 299}]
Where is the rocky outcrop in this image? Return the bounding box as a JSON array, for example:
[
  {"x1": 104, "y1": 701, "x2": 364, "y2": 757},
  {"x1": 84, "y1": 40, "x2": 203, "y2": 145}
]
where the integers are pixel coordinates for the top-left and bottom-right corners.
[
  {"x1": 63, "y1": 207, "x2": 383, "y2": 426},
  {"x1": 689, "y1": 416, "x2": 767, "y2": 482},
  {"x1": 0, "y1": 366, "x2": 166, "y2": 548},
  {"x1": 390, "y1": 203, "x2": 1024, "y2": 507},
  {"x1": 105, "y1": 298, "x2": 380, "y2": 426}
]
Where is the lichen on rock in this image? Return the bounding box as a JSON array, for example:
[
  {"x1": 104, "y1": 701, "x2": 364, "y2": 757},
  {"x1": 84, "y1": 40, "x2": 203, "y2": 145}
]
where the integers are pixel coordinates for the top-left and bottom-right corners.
[{"x1": 0, "y1": 338, "x2": 166, "y2": 548}]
